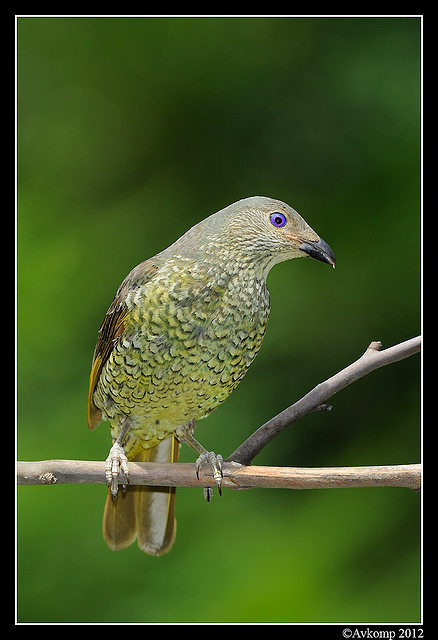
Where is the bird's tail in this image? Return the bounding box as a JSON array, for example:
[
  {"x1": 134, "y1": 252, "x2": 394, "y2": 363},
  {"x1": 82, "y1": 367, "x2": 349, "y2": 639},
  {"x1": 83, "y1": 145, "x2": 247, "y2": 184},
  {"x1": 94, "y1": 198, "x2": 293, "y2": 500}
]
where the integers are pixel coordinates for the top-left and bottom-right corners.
[{"x1": 102, "y1": 436, "x2": 179, "y2": 555}]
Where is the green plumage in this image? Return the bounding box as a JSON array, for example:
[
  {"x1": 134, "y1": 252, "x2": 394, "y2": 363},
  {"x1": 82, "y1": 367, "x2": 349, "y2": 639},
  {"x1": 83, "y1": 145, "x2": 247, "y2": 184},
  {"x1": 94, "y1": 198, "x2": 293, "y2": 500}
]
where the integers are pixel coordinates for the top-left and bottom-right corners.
[
  {"x1": 94, "y1": 252, "x2": 270, "y2": 457},
  {"x1": 87, "y1": 195, "x2": 335, "y2": 554}
]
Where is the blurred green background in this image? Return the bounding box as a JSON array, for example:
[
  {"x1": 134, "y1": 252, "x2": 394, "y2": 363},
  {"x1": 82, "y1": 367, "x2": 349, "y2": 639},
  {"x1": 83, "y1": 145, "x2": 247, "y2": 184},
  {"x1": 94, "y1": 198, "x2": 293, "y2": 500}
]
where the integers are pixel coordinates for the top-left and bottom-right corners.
[{"x1": 17, "y1": 16, "x2": 421, "y2": 623}]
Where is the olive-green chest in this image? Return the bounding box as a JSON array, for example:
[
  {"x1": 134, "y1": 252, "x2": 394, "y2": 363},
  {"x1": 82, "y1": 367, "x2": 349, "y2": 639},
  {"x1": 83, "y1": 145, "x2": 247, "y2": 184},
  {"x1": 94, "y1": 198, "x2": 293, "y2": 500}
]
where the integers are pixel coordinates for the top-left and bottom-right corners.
[{"x1": 93, "y1": 261, "x2": 270, "y2": 436}]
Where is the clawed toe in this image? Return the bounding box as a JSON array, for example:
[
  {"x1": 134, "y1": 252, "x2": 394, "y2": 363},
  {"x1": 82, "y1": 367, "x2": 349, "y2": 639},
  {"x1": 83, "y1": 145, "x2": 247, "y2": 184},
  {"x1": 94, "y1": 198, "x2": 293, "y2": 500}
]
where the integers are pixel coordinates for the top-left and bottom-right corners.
[
  {"x1": 174, "y1": 425, "x2": 225, "y2": 501},
  {"x1": 104, "y1": 442, "x2": 129, "y2": 498},
  {"x1": 196, "y1": 451, "x2": 224, "y2": 498}
]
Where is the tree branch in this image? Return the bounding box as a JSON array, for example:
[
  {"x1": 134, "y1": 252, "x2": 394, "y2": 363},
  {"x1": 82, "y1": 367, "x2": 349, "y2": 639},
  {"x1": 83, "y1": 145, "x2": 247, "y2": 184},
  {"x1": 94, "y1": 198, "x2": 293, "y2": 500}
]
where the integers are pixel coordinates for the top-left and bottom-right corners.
[
  {"x1": 16, "y1": 460, "x2": 421, "y2": 491},
  {"x1": 227, "y1": 336, "x2": 421, "y2": 465},
  {"x1": 17, "y1": 336, "x2": 421, "y2": 493}
]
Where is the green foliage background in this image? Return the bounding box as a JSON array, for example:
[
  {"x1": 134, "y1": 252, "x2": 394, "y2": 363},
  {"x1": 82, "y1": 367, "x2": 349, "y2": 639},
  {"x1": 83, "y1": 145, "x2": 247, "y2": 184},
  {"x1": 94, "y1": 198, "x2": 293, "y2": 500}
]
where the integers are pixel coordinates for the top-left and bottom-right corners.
[{"x1": 17, "y1": 16, "x2": 421, "y2": 623}]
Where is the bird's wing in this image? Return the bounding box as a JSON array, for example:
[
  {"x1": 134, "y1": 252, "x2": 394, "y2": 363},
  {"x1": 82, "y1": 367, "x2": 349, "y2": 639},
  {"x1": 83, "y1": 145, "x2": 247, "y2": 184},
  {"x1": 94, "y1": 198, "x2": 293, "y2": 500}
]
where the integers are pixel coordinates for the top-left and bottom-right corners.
[{"x1": 87, "y1": 259, "x2": 158, "y2": 429}]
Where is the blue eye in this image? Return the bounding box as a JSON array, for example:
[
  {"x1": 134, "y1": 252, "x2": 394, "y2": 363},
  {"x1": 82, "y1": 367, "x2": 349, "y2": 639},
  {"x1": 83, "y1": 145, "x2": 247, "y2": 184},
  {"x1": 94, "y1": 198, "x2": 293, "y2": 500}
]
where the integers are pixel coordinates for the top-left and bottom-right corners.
[{"x1": 270, "y1": 212, "x2": 287, "y2": 227}]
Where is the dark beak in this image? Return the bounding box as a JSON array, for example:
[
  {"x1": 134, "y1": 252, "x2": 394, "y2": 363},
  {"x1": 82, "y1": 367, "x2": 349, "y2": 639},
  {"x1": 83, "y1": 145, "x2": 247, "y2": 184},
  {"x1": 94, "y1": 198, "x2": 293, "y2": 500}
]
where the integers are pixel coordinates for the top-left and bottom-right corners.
[{"x1": 300, "y1": 237, "x2": 336, "y2": 268}]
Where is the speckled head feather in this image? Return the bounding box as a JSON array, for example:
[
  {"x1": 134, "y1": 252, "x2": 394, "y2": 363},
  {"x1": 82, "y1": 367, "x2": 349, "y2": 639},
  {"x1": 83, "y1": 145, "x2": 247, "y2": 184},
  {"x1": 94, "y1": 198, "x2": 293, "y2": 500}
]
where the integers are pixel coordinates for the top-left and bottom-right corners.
[{"x1": 161, "y1": 196, "x2": 335, "y2": 277}]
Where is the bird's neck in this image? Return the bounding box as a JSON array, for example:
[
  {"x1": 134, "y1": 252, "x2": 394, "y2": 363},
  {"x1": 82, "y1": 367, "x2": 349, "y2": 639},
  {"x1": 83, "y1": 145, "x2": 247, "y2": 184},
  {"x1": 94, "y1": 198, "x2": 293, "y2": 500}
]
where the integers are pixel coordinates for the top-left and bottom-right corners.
[{"x1": 195, "y1": 236, "x2": 277, "y2": 284}]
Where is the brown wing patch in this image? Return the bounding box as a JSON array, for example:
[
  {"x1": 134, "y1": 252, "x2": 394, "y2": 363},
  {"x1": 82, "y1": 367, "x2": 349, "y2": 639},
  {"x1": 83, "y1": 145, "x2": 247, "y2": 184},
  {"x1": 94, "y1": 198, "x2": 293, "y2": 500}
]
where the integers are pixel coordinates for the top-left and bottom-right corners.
[{"x1": 86, "y1": 259, "x2": 158, "y2": 429}]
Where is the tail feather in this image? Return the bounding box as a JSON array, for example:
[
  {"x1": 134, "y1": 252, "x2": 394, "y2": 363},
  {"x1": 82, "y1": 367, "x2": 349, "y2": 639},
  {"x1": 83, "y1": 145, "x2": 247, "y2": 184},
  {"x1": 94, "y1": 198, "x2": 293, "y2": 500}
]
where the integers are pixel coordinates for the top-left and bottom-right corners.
[
  {"x1": 136, "y1": 436, "x2": 179, "y2": 555},
  {"x1": 102, "y1": 436, "x2": 180, "y2": 555},
  {"x1": 102, "y1": 484, "x2": 139, "y2": 551}
]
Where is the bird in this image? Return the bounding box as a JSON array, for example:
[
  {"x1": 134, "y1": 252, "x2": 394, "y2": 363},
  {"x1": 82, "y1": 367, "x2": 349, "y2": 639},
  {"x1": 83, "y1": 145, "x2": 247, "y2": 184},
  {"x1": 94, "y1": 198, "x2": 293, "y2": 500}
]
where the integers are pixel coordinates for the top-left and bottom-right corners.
[{"x1": 87, "y1": 195, "x2": 335, "y2": 555}]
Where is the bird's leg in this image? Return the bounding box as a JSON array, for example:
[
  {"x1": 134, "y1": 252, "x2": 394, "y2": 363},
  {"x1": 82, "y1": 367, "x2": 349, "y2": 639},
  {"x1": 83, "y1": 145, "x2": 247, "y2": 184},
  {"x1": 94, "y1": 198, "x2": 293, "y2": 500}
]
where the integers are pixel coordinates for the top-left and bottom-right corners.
[
  {"x1": 176, "y1": 419, "x2": 223, "y2": 500},
  {"x1": 104, "y1": 418, "x2": 131, "y2": 498}
]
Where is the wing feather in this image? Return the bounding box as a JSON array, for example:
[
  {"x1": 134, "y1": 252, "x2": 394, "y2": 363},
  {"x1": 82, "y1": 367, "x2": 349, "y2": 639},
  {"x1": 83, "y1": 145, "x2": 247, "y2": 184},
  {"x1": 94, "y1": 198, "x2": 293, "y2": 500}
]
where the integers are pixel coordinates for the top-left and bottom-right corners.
[{"x1": 87, "y1": 259, "x2": 158, "y2": 429}]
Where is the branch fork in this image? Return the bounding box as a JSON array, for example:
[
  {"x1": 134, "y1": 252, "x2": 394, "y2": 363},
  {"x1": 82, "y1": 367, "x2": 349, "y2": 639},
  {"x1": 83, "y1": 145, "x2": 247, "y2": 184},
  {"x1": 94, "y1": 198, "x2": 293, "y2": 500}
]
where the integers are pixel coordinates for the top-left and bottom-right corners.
[{"x1": 17, "y1": 336, "x2": 421, "y2": 492}]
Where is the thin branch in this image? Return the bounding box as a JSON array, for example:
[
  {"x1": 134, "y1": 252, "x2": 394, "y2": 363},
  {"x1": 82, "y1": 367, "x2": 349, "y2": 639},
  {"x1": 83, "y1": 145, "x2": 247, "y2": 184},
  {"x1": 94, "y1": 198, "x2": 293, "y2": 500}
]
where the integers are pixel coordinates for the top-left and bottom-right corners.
[
  {"x1": 16, "y1": 460, "x2": 421, "y2": 491},
  {"x1": 227, "y1": 336, "x2": 421, "y2": 465}
]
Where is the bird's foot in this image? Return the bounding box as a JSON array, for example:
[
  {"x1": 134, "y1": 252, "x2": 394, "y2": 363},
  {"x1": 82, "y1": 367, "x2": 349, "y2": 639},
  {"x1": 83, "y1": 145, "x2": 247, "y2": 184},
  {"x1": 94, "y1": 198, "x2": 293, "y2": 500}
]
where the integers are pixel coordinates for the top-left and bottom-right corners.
[
  {"x1": 196, "y1": 451, "x2": 224, "y2": 500},
  {"x1": 104, "y1": 442, "x2": 129, "y2": 498},
  {"x1": 174, "y1": 423, "x2": 224, "y2": 501}
]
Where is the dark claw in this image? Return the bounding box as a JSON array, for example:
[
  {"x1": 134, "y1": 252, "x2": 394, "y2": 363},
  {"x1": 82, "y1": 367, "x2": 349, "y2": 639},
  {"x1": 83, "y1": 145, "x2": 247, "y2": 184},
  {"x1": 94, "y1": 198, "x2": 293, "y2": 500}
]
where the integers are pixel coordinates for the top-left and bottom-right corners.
[{"x1": 195, "y1": 456, "x2": 202, "y2": 480}]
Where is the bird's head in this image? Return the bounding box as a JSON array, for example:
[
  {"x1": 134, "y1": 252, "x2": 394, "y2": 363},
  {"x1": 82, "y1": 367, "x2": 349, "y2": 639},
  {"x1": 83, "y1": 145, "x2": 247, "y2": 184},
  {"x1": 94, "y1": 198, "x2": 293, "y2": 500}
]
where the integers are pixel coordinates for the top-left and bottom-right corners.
[
  {"x1": 169, "y1": 196, "x2": 335, "y2": 279},
  {"x1": 221, "y1": 196, "x2": 336, "y2": 272}
]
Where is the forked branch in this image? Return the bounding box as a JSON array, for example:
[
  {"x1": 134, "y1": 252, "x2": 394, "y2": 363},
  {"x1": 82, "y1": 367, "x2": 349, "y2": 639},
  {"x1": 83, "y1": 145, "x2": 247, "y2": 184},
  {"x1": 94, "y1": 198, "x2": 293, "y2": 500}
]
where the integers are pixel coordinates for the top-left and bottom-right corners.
[{"x1": 17, "y1": 337, "x2": 421, "y2": 492}]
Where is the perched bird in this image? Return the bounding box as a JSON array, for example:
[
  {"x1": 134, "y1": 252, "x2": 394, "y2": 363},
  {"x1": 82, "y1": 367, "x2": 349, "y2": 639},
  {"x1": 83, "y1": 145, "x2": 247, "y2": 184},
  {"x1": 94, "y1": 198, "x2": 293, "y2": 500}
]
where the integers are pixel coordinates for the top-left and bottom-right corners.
[{"x1": 87, "y1": 196, "x2": 335, "y2": 555}]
